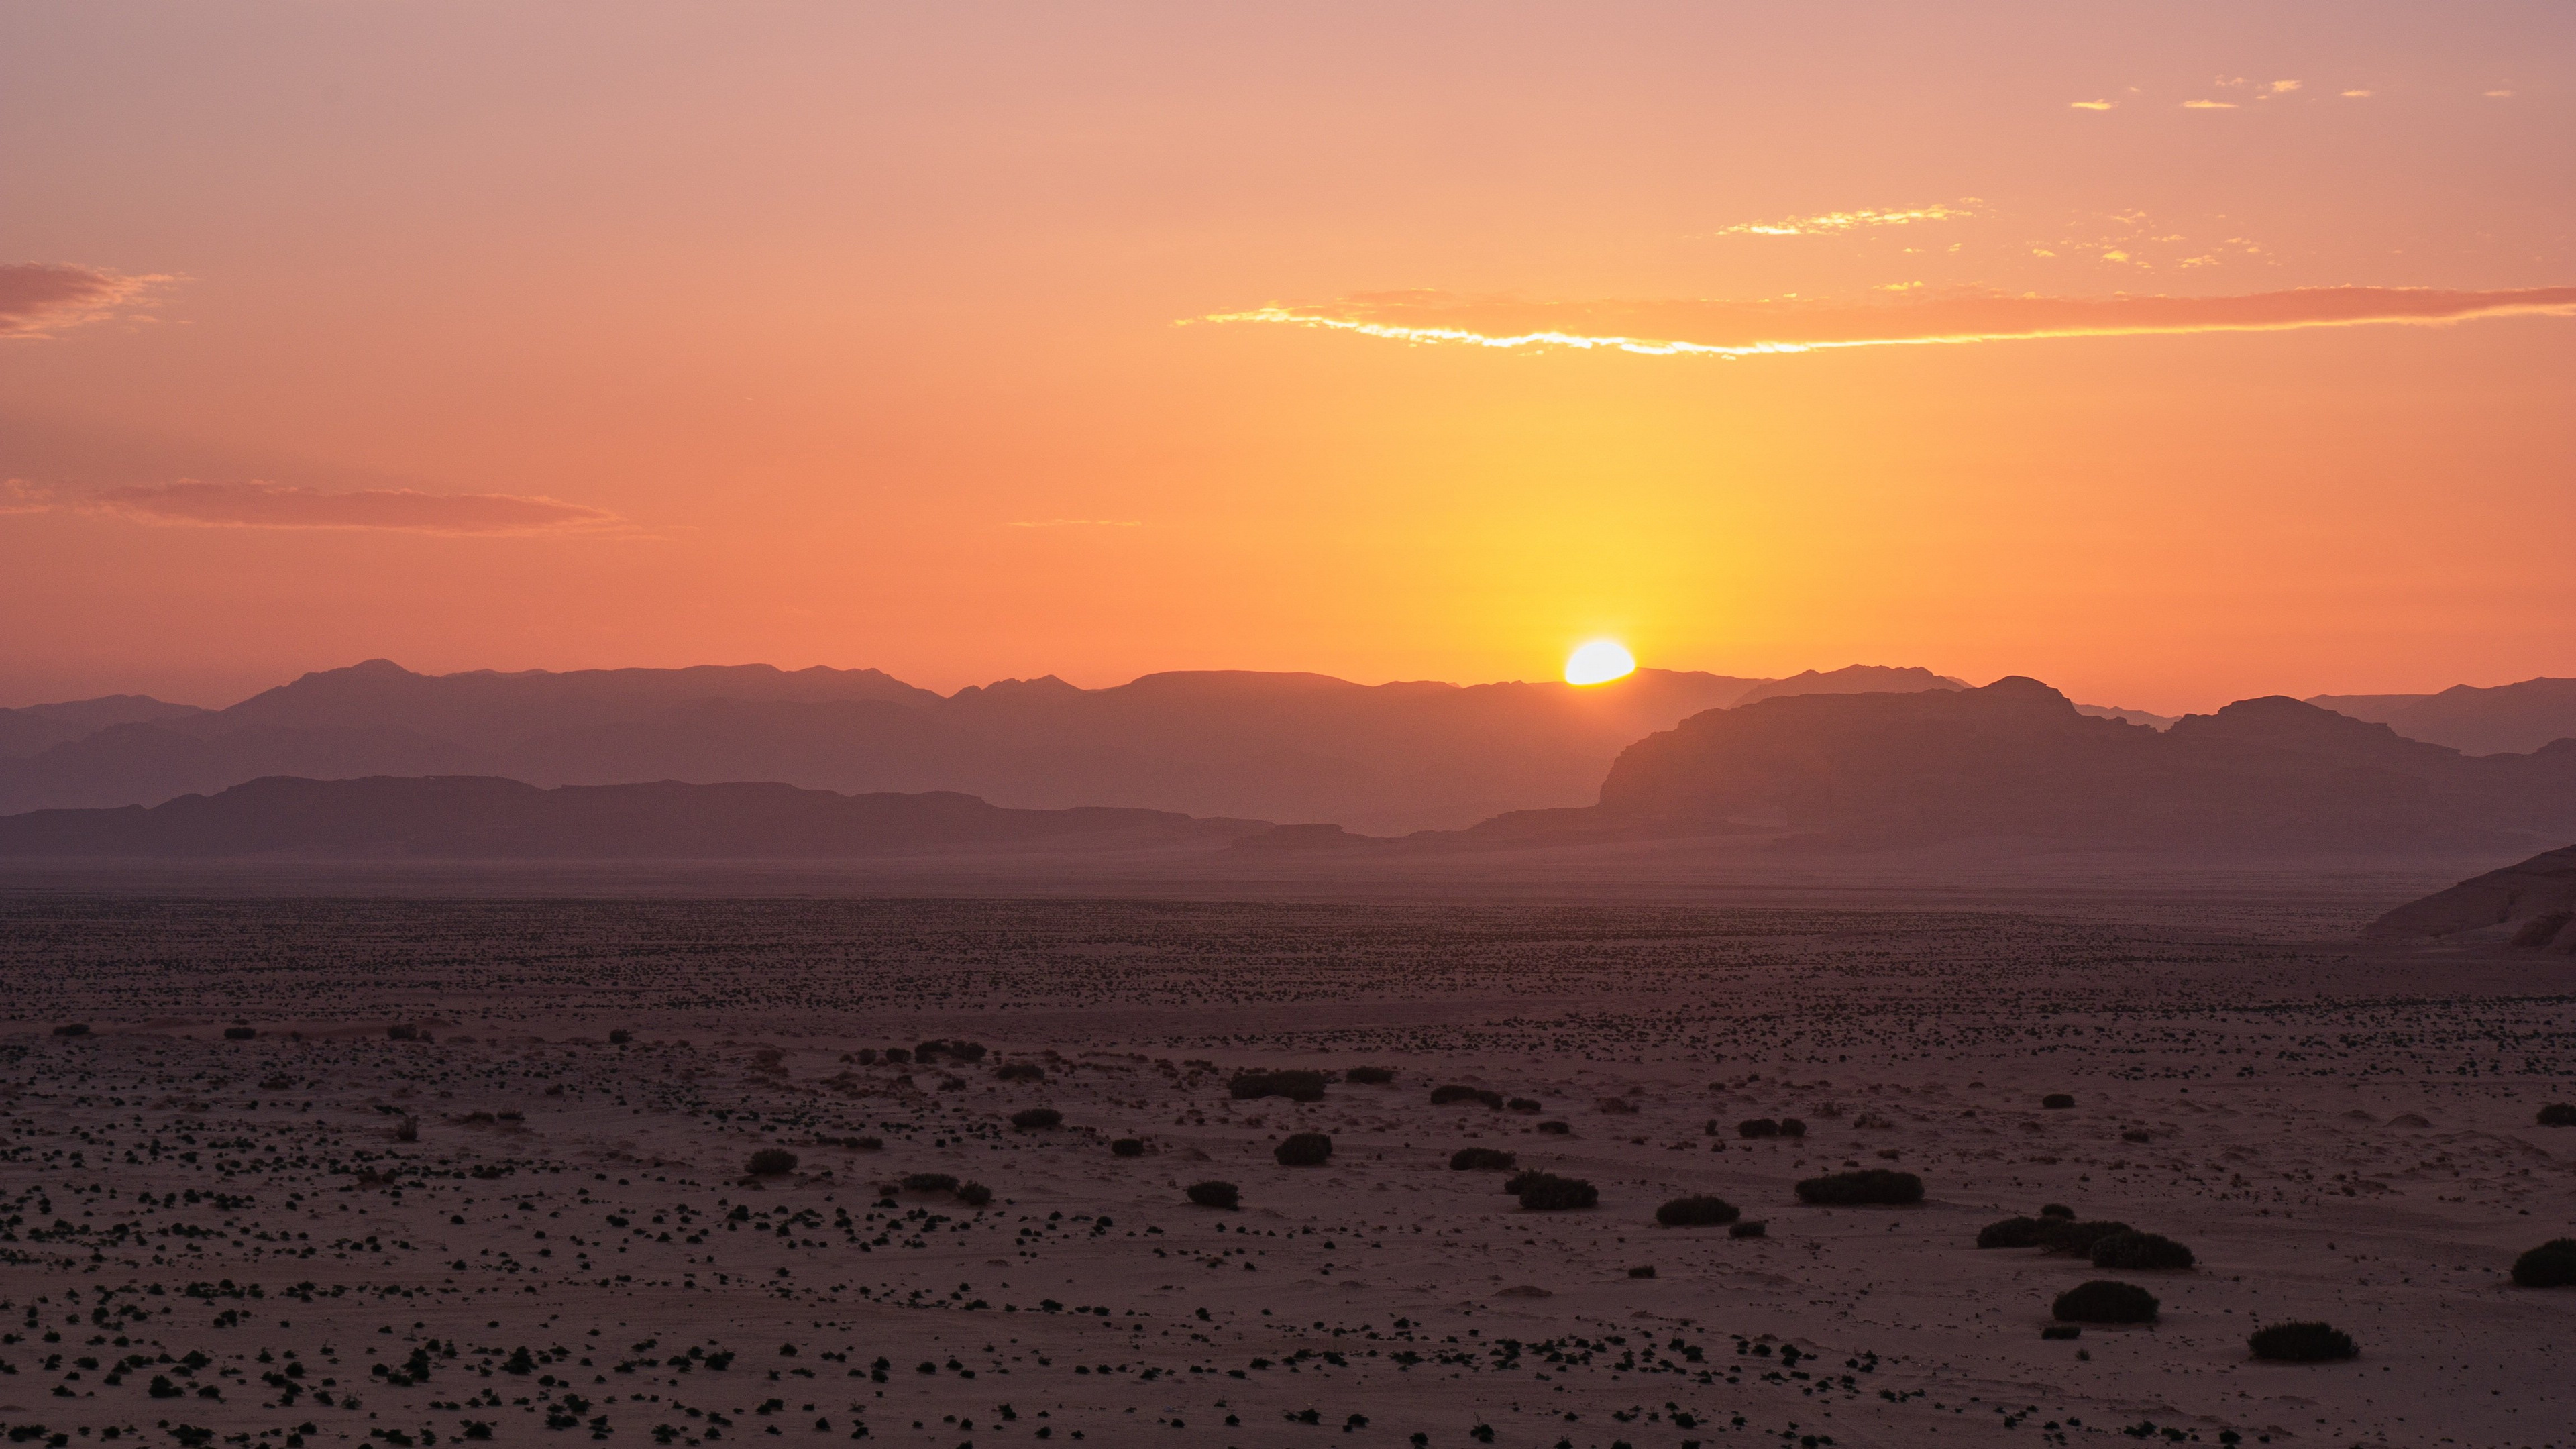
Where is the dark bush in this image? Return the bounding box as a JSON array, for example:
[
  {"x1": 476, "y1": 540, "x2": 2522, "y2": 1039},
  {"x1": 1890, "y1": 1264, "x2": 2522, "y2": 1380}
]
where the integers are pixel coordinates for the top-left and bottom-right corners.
[
  {"x1": 1729, "y1": 1219, "x2": 1767, "y2": 1239},
  {"x1": 2091, "y1": 1230, "x2": 2195, "y2": 1271},
  {"x1": 901, "y1": 1172, "x2": 959, "y2": 1193},
  {"x1": 1344, "y1": 1067, "x2": 1395, "y2": 1085},
  {"x1": 1536, "y1": 1120, "x2": 1571, "y2": 1135},
  {"x1": 2039, "y1": 1203, "x2": 2075, "y2": 1220},
  {"x1": 2248, "y1": 1322, "x2": 2357, "y2": 1361},
  {"x1": 51, "y1": 1023, "x2": 89, "y2": 1038},
  {"x1": 1737, "y1": 1118, "x2": 1781, "y2": 1139},
  {"x1": 2039, "y1": 1325, "x2": 2080, "y2": 1340},
  {"x1": 996, "y1": 1063, "x2": 1046, "y2": 1082},
  {"x1": 223, "y1": 1026, "x2": 256, "y2": 1040},
  {"x1": 1187, "y1": 1181, "x2": 1240, "y2": 1210},
  {"x1": 1507, "y1": 1097, "x2": 1542, "y2": 1113},
  {"x1": 1232, "y1": 1070, "x2": 1328, "y2": 1103},
  {"x1": 2511, "y1": 1238, "x2": 2576, "y2": 1287},
  {"x1": 1431, "y1": 1085, "x2": 1505, "y2": 1109},
  {"x1": 607, "y1": 1029, "x2": 633, "y2": 1045},
  {"x1": 1655, "y1": 1195, "x2": 1741, "y2": 1228},
  {"x1": 2538, "y1": 1103, "x2": 2576, "y2": 1128},
  {"x1": 1794, "y1": 1169, "x2": 1924, "y2": 1206},
  {"x1": 1597, "y1": 1097, "x2": 1639, "y2": 1115},
  {"x1": 955, "y1": 1182, "x2": 994, "y2": 1208},
  {"x1": 854, "y1": 1048, "x2": 879, "y2": 1065},
  {"x1": 916, "y1": 1040, "x2": 987, "y2": 1063},
  {"x1": 2042, "y1": 1093, "x2": 2076, "y2": 1110},
  {"x1": 1976, "y1": 1216, "x2": 2043, "y2": 1249},
  {"x1": 1110, "y1": 1138, "x2": 1146, "y2": 1158},
  {"x1": 1275, "y1": 1132, "x2": 1333, "y2": 1167},
  {"x1": 1779, "y1": 1118, "x2": 1807, "y2": 1138},
  {"x1": 818, "y1": 1135, "x2": 881, "y2": 1151},
  {"x1": 747, "y1": 1148, "x2": 800, "y2": 1176},
  {"x1": 387, "y1": 1024, "x2": 420, "y2": 1041},
  {"x1": 1450, "y1": 1148, "x2": 1516, "y2": 1171},
  {"x1": 882, "y1": 1047, "x2": 911, "y2": 1065},
  {"x1": 2037, "y1": 1219, "x2": 2133, "y2": 1256},
  {"x1": 1515, "y1": 1174, "x2": 1599, "y2": 1211},
  {"x1": 2053, "y1": 1280, "x2": 2158, "y2": 1324},
  {"x1": 1627, "y1": 1265, "x2": 1656, "y2": 1279},
  {"x1": 1010, "y1": 1107, "x2": 1063, "y2": 1130}
]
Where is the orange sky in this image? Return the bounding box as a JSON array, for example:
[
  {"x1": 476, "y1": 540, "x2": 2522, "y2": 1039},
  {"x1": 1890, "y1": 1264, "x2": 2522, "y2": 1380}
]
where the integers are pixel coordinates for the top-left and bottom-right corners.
[{"x1": 3, "y1": 1, "x2": 2572, "y2": 712}]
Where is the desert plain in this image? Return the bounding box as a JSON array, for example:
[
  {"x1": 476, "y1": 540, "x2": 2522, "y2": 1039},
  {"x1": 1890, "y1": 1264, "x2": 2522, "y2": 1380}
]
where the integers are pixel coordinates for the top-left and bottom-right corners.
[{"x1": 0, "y1": 883, "x2": 2567, "y2": 1449}]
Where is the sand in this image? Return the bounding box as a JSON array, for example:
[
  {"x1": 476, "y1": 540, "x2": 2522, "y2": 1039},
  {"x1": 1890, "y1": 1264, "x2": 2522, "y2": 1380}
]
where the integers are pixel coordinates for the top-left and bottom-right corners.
[{"x1": 0, "y1": 892, "x2": 2568, "y2": 1449}]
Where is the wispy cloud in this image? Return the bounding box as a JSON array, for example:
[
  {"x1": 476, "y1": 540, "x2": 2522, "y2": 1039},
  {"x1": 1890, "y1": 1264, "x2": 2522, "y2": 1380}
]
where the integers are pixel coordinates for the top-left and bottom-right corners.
[
  {"x1": 1005, "y1": 518, "x2": 1144, "y2": 529},
  {"x1": 1201, "y1": 284, "x2": 2576, "y2": 358},
  {"x1": 2181, "y1": 99, "x2": 2237, "y2": 109},
  {"x1": 0, "y1": 262, "x2": 169, "y2": 339},
  {"x1": 2069, "y1": 100, "x2": 2114, "y2": 111},
  {"x1": 85, "y1": 480, "x2": 621, "y2": 535},
  {"x1": 1709, "y1": 202, "x2": 1976, "y2": 237}
]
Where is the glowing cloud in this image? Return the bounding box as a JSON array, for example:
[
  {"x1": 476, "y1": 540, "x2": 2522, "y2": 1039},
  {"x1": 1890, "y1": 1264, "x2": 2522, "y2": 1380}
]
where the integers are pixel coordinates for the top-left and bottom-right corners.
[
  {"x1": 2182, "y1": 99, "x2": 2237, "y2": 109},
  {"x1": 2069, "y1": 100, "x2": 2114, "y2": 111},
  {"x1": 1202, "y1": 285, "x2": 2576, "y2": 358},
  {"x1": 0, "y1": 262, "x2": 168, "y2": 339},
  {"x1": 89, "y1": 480, "x2": 620, "y2": 535},
  {"x1": 1711, "y1": 202, "x2": 1976, "y2": 237}
]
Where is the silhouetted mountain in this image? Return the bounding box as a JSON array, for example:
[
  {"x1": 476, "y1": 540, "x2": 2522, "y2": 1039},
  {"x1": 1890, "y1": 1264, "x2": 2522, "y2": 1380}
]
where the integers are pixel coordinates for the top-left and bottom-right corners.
[
  {"x1": 0, "y1": 695, "x2": 205, "y2": 758},
  {"x1": 1730, "y1": 665, "x2": 1967, "y2": 706},
  {"x1": 1464, "y1": 678, "x2": 2576, "y2": 851},
  {"x1": 0, "y1": 722, "x2": 477, "y2": 812},
  {"x1": 2306, "y1": 678, "x2": 2576, "y2": 757},
  {"x1": 2370, "y1": 843, "x2": 2576, "y2": 951},
  {"x1": 0, "y1": 775, "x2": 1262, "y2": 859}
]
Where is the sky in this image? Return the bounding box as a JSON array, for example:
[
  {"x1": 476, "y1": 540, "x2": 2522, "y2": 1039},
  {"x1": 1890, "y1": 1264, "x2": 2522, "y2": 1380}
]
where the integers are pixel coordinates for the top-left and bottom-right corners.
[{"x1": 3, "y1": 1, "x2": 2572, "y2": 713}]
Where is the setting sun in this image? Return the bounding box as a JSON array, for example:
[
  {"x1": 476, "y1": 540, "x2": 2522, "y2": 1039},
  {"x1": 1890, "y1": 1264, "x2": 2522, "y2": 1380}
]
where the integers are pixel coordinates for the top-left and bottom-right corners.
[{"x1": 1564, "y1": 640, "x2": 1638, "y2": 686}]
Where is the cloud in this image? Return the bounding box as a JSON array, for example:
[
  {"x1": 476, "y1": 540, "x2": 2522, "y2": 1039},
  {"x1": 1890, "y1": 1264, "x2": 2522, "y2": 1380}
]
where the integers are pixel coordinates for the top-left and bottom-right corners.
[
  {"x1": 1201, "y1": 284, "x2": 2576, "y2": 358},
  {"x1": 1709, "y1": 202, "x2": 1976, "y2": 237},
  {"x1": 2342, "y1": 90, "x2": 2373, "y2": 98},
  {"x1": 87, "y1": 480, "x2": 621, "y2": 535},
  {"x1": 2182, "y1": 99, "x2": 2237, "y2": 109},
  {"x1": 2069, "y1": 100, "x2": 2114, "y2": 111},
  {"x1": 0, "y1": 262, "x2": 168, "y2": 339}
]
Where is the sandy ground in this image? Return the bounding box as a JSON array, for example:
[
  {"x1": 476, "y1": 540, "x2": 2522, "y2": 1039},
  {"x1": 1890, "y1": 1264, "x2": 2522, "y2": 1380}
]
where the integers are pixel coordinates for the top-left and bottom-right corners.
[{"x1": 0, "y1": 891, "x2": 2568, "y2": 1449}]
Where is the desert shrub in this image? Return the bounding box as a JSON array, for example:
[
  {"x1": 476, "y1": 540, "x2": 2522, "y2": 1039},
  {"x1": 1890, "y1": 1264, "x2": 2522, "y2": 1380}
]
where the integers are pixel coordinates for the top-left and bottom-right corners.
[
  {"x1": 2039, "y1": 1203, "x2": 2075, "y2": 1220},
  {"x1": 916, "y1": 1040, "x2": 987, "y2": 1063},
  {"x1": 2121, "y1": 1128, "x2": 2154, "y2": 1143},
  {"x1": 747, "y1": 1148, "x2": 800, "y2": 1176},
  {"x1": 1627, "y1": 1265, "x2": 1656, "y2": 1278},
  {"x1": 2037, "y1": 1219, "x2": 2133, "y2": 1255},
  {"x1": 1794, "y1": 1169, "x2": 1923, "y2": 1206},
  {"x1": 1507, "y1": 1097, "x2": 1541, "y2": 1113},
  {"x1": 1597, "y1": 1097, "x2": 1638, "y2": 1115},
  {"x1": 1779, "y1": 1118, "x2": 1807, "y2": 1138},
  {"x1": 818, "y1": 1135, "x2": 881, "y2": 1151},
  {"x1": 1110, "y1": 1138, "x2": 1146, "y2": 1158},
  {"x1": 955, "y1": 1182, "x2": 994, "y2": 1208},
  {"x1": 1011, "y1": 1108, "x2": 1063, "y2": 1130},
  {"x1": 2039, "y1": 1325, "x2": 2080, "y2": 1341},
  {"x1": 1186, "y1": 1181, "x2": 1240, "y2": 1210},
  {"x1": 2538, "y1": 1103, "x2": 2576, "y2": 1128},
  {"x1": 1729, "y1": 1219, "x2": 1767, "y2": 1239},
  {"x1": 901, "y1": 1172, "x2": 959, "y2": 1193},
  {"x1": 2510, "y1": 1238, "x2": 2576, "y2": 1287},
  {"x1": 387, "y1": 1024, "x2": 420, "y2": 1041},
  {"x1": 1450, "y1": 1148, "x2": 1516, "y2": 1171},
  {"x1": 2042, "y1": 1093, "x2": 2076, "y2": 1110},
  {"x1": 1977, "y1": 1216, "x2": 2043, "y2": 1249},
  {"x1": 1515, "y1": 1174, "x2": 1599, "y2": 1211},
  {"x1": 2248, "y1": 1322, "x2": 2357, "y2": 1361},
  {"x1": 1431, "y1": 1085, "x2": 1505, "y2": 1109},
  {"x1": 1655, "y1": 1195, "x2": 1741, "y2": 1228},
  {"x1": 1536, "y1": 1120, "x2": 1571, "y2": 1135},
  {"x1": 1344, "y1": 1067, "x2": 1395, "y2": 1085},
  {"x1": 995, "y1": 1063, "x2": 1046, "y2": 1082},
  {"x1": 394, "y1": 1115, "x2": 419, "y2": 1143},
  {"x1": 2091, "y1": 1230, "x2": 2195, "y2": 1271},
  {"x1": 1275, "y1": 1132, "x2": 1333, "y2": 1167},
  {"x1": 222, "y1": 1026, "x2": 256, "y2": 1040},
  {"x1": 2053, "y1": 1280, "x2": 2158, "y2": 1324},
  {"x1": 1232, "y1": 1070, "x2": 1328, "y2": 1103},
  {"x1": 51, "y1": 1023, "x2": 89, "y2": 1038},
  {"x1": 882, "y1": 1047, "x2": 911, "y2": 1064},
  {"x1": 1737, "y1": 1118, "x2": 1780, "y2": 1138}
]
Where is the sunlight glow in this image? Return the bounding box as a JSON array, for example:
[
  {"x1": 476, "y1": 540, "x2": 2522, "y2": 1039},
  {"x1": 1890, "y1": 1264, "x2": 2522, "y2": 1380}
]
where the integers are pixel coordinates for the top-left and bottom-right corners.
[{"x1": 1564, "y1": 640, "x2": 1637, "y2": 686}]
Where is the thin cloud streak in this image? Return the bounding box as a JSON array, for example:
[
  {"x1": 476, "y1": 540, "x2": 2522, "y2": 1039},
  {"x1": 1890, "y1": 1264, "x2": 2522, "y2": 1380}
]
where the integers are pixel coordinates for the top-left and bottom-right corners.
[
  {"x1": 1711, "y1": 203, "x2": 1975, "y2": 237},
  {"x1": 89, "y1": 480, "x2": 621, "y2": 535},
  {"x1": 1202, "y1": 286, "x2": 2576, "y2": 358},
  {"x1": 0, "y1": 262, "x2": 168, "y2": 339}
]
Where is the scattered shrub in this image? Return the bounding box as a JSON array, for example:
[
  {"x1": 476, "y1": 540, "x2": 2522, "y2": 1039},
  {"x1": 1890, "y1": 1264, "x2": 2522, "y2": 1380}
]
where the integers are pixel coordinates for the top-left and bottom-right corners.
[
  {"x1": 2510, "y1": 1238, "x2": 2576, "y2": 1288},
  {"x1": 1977, "y1": 1216, "x2": 2043, "y2": 1249},
  {"x1": 1729, "y1": 1219, "x2": 1767, "y2": 1239},
  {"x1": 901, "y1": 1172, "x2": 959, "y2": 1193},
  {"x1": 1655, "y1": 1195, "x2": 1742, "y2": 1228},
  {"x1": 881, "y1": 1047, "x2": 912, "y2": 1064},
  {"x1": 220, "y1": 1025, "x2": 256, "y2": 1040},
  {"x1": 607, "y1": 1029, "x2": 633, "y2": 1045},
  {"x1": 2039, "y1": 1325, "x2": 2080, "y2": 1341},
  {"x1": 2039, "y1": 1203, "x2": 2075, "y2": 1220},
  {"x1": 996, "y1": 1063, "x2": 1046, "y2": 1082},
  {"x1": 1597, "y1": 1097, "x2": 1638, "y2": 1115},
  {"x1": 817, "y1": 1135, "x2": 881, "y2": 1151},
  {"x1": 1794, "y1": 1169, "x2": 1924, "y2": 1206},
  {"x1": 51, "y1": 1022, "x2": 89, "y2": 1038},
  {"x1": 1778, "y1": 1118, "x2": 1807, "y2": 1138},
  {"x1": 2042, "y1": 1093, "x2": 2076, "y2": 1110},
  {"x1": 1508, "y1": 1097, "x2": 1541, "y2": 1113},
  {"x1": 386, "y1": 1024, "x2": 420, "y2": 1041},
  {"x1": 2538, "y1": 1103, "x2": 2576, "y2": 1128},
  {"x1": 955, "y1": 1182, "x2": 994, "y2": 1209},
  {"x1": 1010, "y1": 1108, "x2": 1063, "y2": 1130},
  {"x1": 1187, "y1": 1181, "x2": 1240, "y2": 1210},
  {"x1": 747, "y1": 1148, "x2": 800, "y2": 1176},
  {"x1": 1275, "y1": 1132, "x2": 1333, "y2": 1167},
  {"x1": 393, "y1": 1115, "x2": 419, "y2": 1143},
  {"x1": 2091, "y1": 1230, "x2": 2195, "y2": 1271},
  {"x1": 2120, "y1": 1128, "x2": 2154, "y2": 1143},
  {"x1": 1450, "y1": 1148, "x2": 1516, "y2": 1171},
  {"x1": 1737, "y1": 1118, "x2": 1781, "y2": 1139},
  {"x1": 1515, "y1": 1174, "x2": 1599, "y2": 1211},
  {"x1": 2053, "y1": 1280, "x2": 2158, "y2": 1324},
  {"x1": 1627, "y1": 1265, "x2": 1656, "y2": 1279},
  {"x1": 1344, "y1": 1067, "x2": 1395, "y2": 1085},
  {"x1": 1232, "y1": 1071, "x2": 1327, "y2": 1103},
  {"x1": 917, "y1": 1040, "x2": 987, "y2": 1063},
  {"x1": 854, "y1": 1048, "x2": 879, "y2": 1065},
  {"x1": 2248, "y1": 1322, "x2": 2357, "y2": 1362},
  {"x1": 1431, "y1": 1085, "x2": 1505, "y2": 1109},
  {"x1": 1536, "y1": 1120, "x2": 1571, "y2": 1135},
  {"x1": 1110, "y1": 1138, "x2": 1146, "y2": 1158},
  {"x1": 2037, "y1": 1219, "x2": 2133, "y2": 1256}
]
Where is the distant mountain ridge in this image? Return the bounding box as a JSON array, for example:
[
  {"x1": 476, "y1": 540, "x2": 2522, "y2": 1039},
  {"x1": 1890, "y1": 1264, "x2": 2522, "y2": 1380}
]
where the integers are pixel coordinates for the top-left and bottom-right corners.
[
  {"x1": 2369, "y1": 843, "x2": 2576, "y2": 951},
  {"x1": 2305, "y1": 678, "x2": 2576, "y2": 757}
]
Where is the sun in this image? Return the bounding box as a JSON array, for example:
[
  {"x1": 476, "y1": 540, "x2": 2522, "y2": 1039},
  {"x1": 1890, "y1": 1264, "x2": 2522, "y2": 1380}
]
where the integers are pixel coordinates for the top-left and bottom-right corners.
[{"x1": 1564, "y1": 639, "x2": 1637, "y2": 686}]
